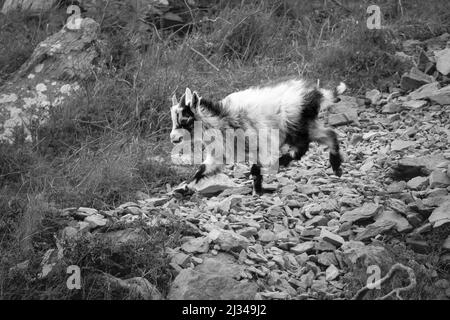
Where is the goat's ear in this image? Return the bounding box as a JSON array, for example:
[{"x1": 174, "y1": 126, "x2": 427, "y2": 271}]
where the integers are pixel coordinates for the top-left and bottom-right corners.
[
  {"x1": 189, "y1": 91, "x2": 201, "y2": 114},
  {"x1": 171, "y1": 94, "x2": 178, "y2": 106},
  {"x1": 185, "y1": 88, "x2": 193, "y2": 106}
]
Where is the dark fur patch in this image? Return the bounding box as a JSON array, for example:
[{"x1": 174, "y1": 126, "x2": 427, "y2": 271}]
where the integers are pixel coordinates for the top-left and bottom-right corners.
[
  {"x1": 200, "y1": 98, "x2": 228, "y2": 118},
  {"x1": 284, "y1": 89, "x2": 323, "y2": 147},
  {"x1": 193, "y1": 164, "x2": 206, "y2": 182},
  {"x1": 250, "y1": 163, "x2": 262, "y2": 194},
  {"x1": 278, "y1": 153, "x2": 294, "y2": 167},
  {"x1": 175, "y1": 95, "x2": 195, "y2": 131},
  {"x1": 282, "y1": 88, "x2": 324, "y2": 163},
  {"x1": 301, "y1": 89, "x2": 323, "y2": 120}
]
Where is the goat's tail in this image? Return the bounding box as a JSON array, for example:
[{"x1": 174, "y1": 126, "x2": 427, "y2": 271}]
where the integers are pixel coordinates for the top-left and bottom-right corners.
[{"x1": 320, "y1": 82, "x2": 347, "y2": 110}]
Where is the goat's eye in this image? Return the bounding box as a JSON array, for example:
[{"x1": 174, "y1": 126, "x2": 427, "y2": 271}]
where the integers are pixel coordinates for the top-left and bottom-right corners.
[{"x1": 180, "y1": 117, "x2": 193, "y2": 127}]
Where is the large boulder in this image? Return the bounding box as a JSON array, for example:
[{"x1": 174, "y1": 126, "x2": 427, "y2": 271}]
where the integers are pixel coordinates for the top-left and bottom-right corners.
[
  {"x1": 400, "y1": 67, "x2": 435, "y2": 91},
  {"x1": 1, "y1": 0, "x2": 57, "y2": 14},
  {"x1": 168, "y1": 255, "x2": 258, "y2": 300},
  {"x1": 0, "y1": 18, "x2": 103, "y2": 142}
]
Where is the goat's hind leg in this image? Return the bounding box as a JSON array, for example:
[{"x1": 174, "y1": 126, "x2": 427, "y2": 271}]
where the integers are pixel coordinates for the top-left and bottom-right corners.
[
  {"x1": 250, "y1": 163, "x2": 263, "y2": 195},
  {"x1": 309, "y1": 124, "x2": 343, "y2": 176}
]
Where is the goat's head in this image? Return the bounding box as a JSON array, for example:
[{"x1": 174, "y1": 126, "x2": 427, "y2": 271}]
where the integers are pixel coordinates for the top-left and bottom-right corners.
[{"x1": 170, "y1": 88, "x2": 200, "y2": 144}]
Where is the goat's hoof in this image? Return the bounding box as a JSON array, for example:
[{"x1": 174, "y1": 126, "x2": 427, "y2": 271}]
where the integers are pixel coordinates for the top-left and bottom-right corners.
[
  {"x1": 333, "y1": 168, "x2": 343, "y2": 177},
  {"x1": 191, "y1": 164, "x2": 207, "y2": 183},
  {"x1": 252, "y1": 189, "x2": 263, "y2": 196}
]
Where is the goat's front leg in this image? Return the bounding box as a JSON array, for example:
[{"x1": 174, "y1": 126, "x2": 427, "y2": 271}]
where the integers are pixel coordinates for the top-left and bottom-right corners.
[
  {"x1": 191, "y1": 153, "x2": 223, "y2": 183},
  {"x1": 250, "y1": 163, "x2": 263, "y2": 195}
]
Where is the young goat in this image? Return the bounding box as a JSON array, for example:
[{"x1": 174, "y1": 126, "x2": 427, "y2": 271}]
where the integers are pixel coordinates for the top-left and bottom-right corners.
[{"x1": 170, "y1": 78, "x2": 346, "y2": 194}]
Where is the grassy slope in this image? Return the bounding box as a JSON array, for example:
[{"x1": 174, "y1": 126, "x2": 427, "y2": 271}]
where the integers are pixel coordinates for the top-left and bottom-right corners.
[{"x1": 1, "y1": 0, "x2": 449, "y2": 299}]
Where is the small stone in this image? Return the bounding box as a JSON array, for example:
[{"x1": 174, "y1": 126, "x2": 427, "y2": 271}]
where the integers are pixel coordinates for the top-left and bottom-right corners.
[
  {"x1": 400, "y1": 67, "x2": 434, "y2": 91},
  {"x1": 402, "y1": 99, "x2": 428, "y2": 109},
  {"x1": 428, "y1": 188, "x2": 448, "y2": 198},
  {"x1": 311, "y1": 279, "x2": 328, "y2": 292},
  {"x1": 406, "y1": 176, "x2": 428, "y2": 190},
  {"x1": 171, "y1": 252, "x2": 191, "y2": 268},
  {"x1": 411, "y1": 223, "x2": 432, "y2": 236},
  {"x1": 436, "y1": 48, "x2": 450, "y2": 75},
  {"x1": 304, "y1": 215, "x2": 329, "y2": 227},
  {"x1": 267, "y1": 205, "x2": 285, "y2": 216},
  {"x1": 328, "y1": 111, "x2": 358, "y2": 126},
  {"x1": 237, "y1": 227, "x2": 258, "y2": 238},
  {"x1": 366, "y1": 89, "x2": 382, "y2": 104},
  {"x1": 428, "y1": 84, "x2": 450, "y2": 105},
  {"x1": 124, "y1": 206, "x2": 142, "y2": 215},
  {"x1": 295, "y1": 253, "x2": 309, "y2": 266},
  {"x1": 317, "y1": 252, "x2": 338, "y2": 266},
  {"x1": 84, "y1": 214, "x2": 107, "y2": 228},
  {"x1": 181, "y1": 237, "x2": 210, "y2": 253},
  {"x1": 408, "y1": 82, "x2": 440, "y2": 100},
  {"x1": 216, "y1": 195, "x2": 243, "y2": 213},
  {"x1": 208, "y1": 229, "x2": 250, "y2": 252},
  {"x1": 340, "y1": 203, "x2": 382, "y2": 223},
  {"x1": 191, "y1": 174, "x2": 238, "y2": 196},
  {"x1": 443, "y1": 235, "x2": 450, "y2": 250},
  {"x1": 391, "y1": 139, "x2": 416, "y2": 152},
  {"x1": 259, "y1": 291, "x2": 289, "y2": 300},
  {"x1": 301, "y1": 228, "x2": 320, "y2": 237},
  {"x1": 291, "y1": 242, "x2": 315, "y2": 254},
  {"x1": 314, "y1": 240, "x2": 337, "y2": 252},
  {"x1": 430, "y1": 170, "x2": 450, "y2": 189},
  {"x1": 388, "y1": 114, "x2": 401, "y2": 122},
  {"x1": 319, "y1": 228, "x2": 345, "y2": 247},
  {"x1": 406, "y1": 212, "x2": 423, "y2": 228},
  {"x1": 350, "y1": 133, "x2": 363, "y2": 145},
  {"x1": 258, "y1": 229, "x2": 276, "y2": 243},
  {"x1": 382, "y1": 102, "x2": 402, "y2": 114},
  {"x1": 75, "y1": 207, "x2": 98, "y2": 219},
  {"x1": 387, "y1": 181, "x2": 406, "y2": 193},
  {"x1": 388, "y1": 199, "x2": 408, "y2": 215},
  {"x1": 297, "y1": 184, "x2": 320, "y2": 195},
  {"x1": 325, "y1": 264, "x2": 340, "y2": 281},
  {"x1": 303, "y1": 203, "x2": 323, "y2": 216},
  {"x1": 271, "y1": 255, "x2": 285, "y2": 269},
  {"x1": 375, "y1": 210, "x2": 412, "y2": 232},
  {"x1": 355, "y1": 220, "x2": 396, "y2": 241},
  {"x1": 406, "y1": 238, "x2": 430, "y2": 254},
  {"x1": 191, "y1": 257, "x2": 203, "y2": 265},
  {"x1": 429, "y1": 201, "x2": 450, "y2": 228}
]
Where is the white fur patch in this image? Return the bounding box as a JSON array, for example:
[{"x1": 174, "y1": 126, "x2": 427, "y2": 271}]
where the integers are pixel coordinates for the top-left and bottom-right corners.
[
  {"x1": 337, "y1": 82, "x2": 347, "y2": 95},
  {"x1": 185, "y1": 88, "x2": 193, "y2": 106}
]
